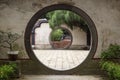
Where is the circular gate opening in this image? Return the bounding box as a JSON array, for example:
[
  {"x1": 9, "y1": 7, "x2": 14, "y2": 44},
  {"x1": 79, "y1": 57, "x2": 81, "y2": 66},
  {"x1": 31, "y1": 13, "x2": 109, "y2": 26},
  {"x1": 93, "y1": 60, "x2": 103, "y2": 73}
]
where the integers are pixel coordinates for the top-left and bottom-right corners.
[
  {"x1": 25, "y1": 4, "x2": 98, "y2": 71},
  {"x1": 50, "y1": 27, "x2": 73, "y2": 49}
]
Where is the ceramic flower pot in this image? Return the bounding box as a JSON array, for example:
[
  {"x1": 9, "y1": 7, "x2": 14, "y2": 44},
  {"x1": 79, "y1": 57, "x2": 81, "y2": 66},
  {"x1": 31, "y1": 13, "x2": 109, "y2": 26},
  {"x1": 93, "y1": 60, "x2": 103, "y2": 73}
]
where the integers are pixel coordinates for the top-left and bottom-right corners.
[{"x1": 7, "y1": 51, "x2": 19, "y2": 61}]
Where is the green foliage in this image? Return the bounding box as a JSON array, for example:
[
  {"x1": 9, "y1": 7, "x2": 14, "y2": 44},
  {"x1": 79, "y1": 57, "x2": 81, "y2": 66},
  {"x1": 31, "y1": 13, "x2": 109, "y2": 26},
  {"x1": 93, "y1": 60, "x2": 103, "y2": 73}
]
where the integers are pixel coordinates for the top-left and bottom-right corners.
[
  {"x1": 101, "y1": 44, "x2": 120, "y2": 59},
  {"x1": 12, "y1": 43, "x2": 20, "y2": 51},
  {"x1": 46, "y1": 10, "x2": 88, "y2": 31},
  {"x1": 0, "y1": 63, "x2": 16, "y2": 80},
  {"x1": 0, "y1": 30, "x2": 22, "y2": 51},
  {"x1": 100, "y1": 61, "x2": 120, "y2": 80},
  {"x1": 12, "y1": 43, "x2": 26, "y2": 56},
  {"x1": 46, "y1": 10, "x2": 66, "y2": 29},
  {"x1": 50, "y1": 29, "x2": 63, "y2": 41},
  {"x1": 100, "y1": 44, "x2": 120, "y2": 80}
]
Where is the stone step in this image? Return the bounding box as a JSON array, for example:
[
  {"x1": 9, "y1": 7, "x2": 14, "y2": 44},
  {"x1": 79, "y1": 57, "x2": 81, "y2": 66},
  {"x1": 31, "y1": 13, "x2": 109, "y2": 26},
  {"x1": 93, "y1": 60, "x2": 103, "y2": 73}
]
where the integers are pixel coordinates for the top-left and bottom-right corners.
[{"x1": 17, "y1": 75, "x2": 108, "y2": 80}]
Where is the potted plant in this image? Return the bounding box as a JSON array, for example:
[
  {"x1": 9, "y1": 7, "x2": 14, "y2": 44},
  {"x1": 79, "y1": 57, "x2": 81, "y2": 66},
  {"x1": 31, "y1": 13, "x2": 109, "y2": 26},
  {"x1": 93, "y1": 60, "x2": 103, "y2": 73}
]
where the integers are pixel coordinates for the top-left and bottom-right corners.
[
  {"x1": 50, "y1": 28, "x2": 63, "y2": 48},
  {"x1": 0, "y1": 30, "x2": 22, "y2": 61}
]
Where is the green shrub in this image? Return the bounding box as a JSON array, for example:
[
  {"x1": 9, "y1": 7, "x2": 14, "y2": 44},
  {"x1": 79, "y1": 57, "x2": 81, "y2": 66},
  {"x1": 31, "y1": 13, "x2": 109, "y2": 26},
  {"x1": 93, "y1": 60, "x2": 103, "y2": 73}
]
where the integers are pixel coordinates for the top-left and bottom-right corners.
[
  {"x1": 100, "y1": 61, "x2": 120, "y2": 80},
  {"x1": 0, "y1": 63, "x2": 16, "y2": 80},
  {"x1": 101, "y1": 44, "x2": 120, "y2": 59},
  {"x1": 100, "y1": 44, "x2": 120, "y2": 80},
  {"x1": 51, "y1": 29, "x2": 63, "y2": 41}
]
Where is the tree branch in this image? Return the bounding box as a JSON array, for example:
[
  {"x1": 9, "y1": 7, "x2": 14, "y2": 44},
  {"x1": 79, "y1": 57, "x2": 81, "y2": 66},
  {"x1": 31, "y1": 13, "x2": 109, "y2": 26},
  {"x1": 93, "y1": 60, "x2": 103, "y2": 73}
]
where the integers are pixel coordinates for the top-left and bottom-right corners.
[{"x1": 0, "y1": 45, "x2": 10, "y2": 49}]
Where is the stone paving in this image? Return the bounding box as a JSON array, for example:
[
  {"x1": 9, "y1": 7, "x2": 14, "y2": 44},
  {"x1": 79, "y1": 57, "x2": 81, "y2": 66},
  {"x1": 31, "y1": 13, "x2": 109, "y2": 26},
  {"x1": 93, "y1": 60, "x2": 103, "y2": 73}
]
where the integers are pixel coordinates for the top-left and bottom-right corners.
[
  {"x1": 17, "y1": 75, "x2": 108, "y2": 80},
  {"x1": 33, "y1": 50, "x2": 89, "y2": 70}
]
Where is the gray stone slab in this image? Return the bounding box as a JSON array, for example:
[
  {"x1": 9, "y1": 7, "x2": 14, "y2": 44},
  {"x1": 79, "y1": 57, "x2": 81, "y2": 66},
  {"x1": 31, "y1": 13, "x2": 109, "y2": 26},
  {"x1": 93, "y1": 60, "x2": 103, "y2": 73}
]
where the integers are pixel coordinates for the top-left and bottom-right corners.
[
  {"x1": 33, "y1": 50, "x2": 89, "y2": 70},
  {"x1": 17, "y1": 75, "x2": 108, "y2": 80}
]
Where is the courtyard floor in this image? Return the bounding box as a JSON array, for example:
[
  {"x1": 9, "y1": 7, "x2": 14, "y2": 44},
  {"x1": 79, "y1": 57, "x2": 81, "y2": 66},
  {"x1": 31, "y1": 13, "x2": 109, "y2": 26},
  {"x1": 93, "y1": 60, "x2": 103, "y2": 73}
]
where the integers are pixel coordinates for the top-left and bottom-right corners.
[
  {"x1": 33, "y1": 50, "x2": 89, "y2": 70},
  {"x1": 17, "y1": 75, "x2": 108, "y2": 80},
  {"x1": 17, "y1": 50, "x2": 108, "y2": 80}
]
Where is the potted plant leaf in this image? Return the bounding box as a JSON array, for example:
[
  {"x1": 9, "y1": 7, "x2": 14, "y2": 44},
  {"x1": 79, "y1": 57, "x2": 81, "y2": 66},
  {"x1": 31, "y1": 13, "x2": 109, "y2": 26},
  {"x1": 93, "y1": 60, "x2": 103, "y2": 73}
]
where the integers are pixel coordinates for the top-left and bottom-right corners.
[{"x1": 0, "y1": 30, "x2": 22, "y2": 61}]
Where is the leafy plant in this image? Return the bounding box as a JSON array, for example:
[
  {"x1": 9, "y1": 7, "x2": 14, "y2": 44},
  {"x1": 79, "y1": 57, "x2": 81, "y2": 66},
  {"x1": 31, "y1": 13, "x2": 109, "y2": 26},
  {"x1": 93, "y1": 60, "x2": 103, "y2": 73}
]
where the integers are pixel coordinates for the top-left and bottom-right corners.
[
  {"x1": 46, "y1": 10, "x2": 88, "y2": 31},
  {"x1": 50, "y1": 29, "x2": 63, "y2": 41},
  {"x1": 100, "y1": 61, "x2": 120, "y2": 80},
  {"x1": 0, "y1": 63, "x2": 16, "y2": 80},
  {"x1": 0, "y1": 30, "x2": 22, "y2": 51},
  {"x1": 101, "y1": 44, "x2": 120, "y2": 59},
  {"x1": 100, "y1": 44, "x2": 120, "y2": 80}
]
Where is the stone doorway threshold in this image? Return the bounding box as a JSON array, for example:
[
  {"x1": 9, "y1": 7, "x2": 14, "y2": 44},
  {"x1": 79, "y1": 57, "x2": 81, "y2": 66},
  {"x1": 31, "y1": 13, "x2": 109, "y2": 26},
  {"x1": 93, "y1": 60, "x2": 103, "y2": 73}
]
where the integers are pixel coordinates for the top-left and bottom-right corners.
[{"x1": 17, "y1": 75, "x2": 108, "y2": 80}]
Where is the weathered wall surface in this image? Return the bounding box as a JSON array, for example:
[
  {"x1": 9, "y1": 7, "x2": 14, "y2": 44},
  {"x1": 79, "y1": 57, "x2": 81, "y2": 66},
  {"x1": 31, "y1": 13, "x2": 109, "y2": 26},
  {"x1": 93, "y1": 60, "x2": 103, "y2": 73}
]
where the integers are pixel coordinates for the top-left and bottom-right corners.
[
  {"x1": 0, "y1": 0, "x2": 120, "y2": 75},
  {"x1": 0, "y1": 0, "x2": 120, "y2": 58},
  {"x1": 75, "y1": 0, "x2": 120, "y2": 58}
]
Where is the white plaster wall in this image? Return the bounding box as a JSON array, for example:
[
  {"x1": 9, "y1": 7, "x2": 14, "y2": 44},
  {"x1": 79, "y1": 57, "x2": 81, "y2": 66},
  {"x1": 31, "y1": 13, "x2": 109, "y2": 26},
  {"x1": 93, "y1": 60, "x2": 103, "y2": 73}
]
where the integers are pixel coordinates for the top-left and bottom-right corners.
[
  {"x1": 73, "y1": 0, "x2": 120, "y2": 57},
  {"x1": 70, "y1": 27, "x2": 87, "y2": 46},
  {"x1": 35, "y1": 23, "x2": 52, "y2": 48},
  {"x1": 61, "y1": 25, "x2": 87, "y2": 46},
  {"x1": 0, "y1": 0, "x2": 120, "y2": 58},
  {"x1": 35, "y1": 23, "x2": 51, "y2": 45},
  {"x1": 35, "y1": 23, "x2": 86, "y2": 49}
]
